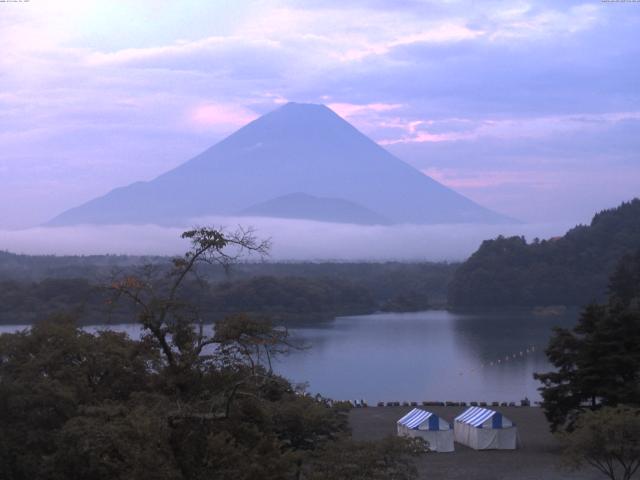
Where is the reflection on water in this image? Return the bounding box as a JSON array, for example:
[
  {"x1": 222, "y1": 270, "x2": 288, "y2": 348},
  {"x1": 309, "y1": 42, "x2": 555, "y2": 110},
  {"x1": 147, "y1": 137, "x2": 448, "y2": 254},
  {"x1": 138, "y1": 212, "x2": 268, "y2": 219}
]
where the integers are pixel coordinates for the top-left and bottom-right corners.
[
  {"x1": 0, "y1": 309, "x2": 577, "y2": 403},
  {"x1": 276, "y1": 309, "x2": 578, "y2": 403}
]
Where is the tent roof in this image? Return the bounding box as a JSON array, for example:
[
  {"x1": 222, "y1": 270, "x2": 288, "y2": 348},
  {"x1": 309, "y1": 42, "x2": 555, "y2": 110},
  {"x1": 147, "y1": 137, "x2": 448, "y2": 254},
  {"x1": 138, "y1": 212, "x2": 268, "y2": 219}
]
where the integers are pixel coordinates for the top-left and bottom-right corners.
[
  {"x1": 397, "y1": 408, "x2": 434, "y2": 429},
  {"x1": 455, "y1": 406, "x2": 503, "y2": 427}
]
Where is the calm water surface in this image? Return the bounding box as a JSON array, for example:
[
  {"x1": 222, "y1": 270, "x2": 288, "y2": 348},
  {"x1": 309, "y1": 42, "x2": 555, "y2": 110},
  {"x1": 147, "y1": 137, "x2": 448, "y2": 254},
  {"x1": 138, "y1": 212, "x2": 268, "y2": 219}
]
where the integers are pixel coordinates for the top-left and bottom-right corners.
[
  {"x1": 276, "y1": 309, "x2": 577, "y2": 403},
  {"x1": 0, "y1": 309, "x2": 577, "y2": 403}
]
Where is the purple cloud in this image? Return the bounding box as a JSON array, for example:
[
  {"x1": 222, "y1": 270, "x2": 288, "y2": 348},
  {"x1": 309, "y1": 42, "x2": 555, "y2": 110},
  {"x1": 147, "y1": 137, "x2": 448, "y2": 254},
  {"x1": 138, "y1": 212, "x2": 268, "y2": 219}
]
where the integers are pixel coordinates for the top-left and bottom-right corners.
[{"x1": 0, "y1": 0, "x2": 638, "y2": 229}]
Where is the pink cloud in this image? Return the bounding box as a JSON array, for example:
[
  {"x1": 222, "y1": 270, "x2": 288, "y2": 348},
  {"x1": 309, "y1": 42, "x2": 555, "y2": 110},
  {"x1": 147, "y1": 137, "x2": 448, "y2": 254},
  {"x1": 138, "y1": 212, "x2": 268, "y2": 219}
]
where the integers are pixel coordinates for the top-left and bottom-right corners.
[
  {"x1": 380, "y1": 131, "x2": 472, "y2": 145},
  {"x1": 378, "y1": 111, "x2": 640, "y2": 145},
  {"x1": 187, "y1": 103, "x2": 258, "y2": 131}
]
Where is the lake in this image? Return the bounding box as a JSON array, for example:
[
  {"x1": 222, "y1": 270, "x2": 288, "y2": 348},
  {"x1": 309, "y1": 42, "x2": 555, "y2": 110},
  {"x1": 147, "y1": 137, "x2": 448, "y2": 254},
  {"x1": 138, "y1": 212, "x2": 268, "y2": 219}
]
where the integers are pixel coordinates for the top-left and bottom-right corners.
[{"x1": 0, "y1": 309, "x2": 577, "y2": 403}]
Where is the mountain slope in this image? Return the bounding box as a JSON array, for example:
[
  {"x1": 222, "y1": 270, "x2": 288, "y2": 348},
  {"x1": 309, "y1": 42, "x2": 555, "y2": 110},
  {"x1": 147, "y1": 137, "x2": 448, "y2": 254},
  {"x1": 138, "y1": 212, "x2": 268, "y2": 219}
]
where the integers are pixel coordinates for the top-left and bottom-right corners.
[
  {"x1": 239, "y1": 192, "x2": 390, "y2": 225},
  {"x1": 48, "y1": 102, "x2": 513, "y2": 226},
  {"x1": 448, "y1": 199, "x2": 640, "y2": 307}
]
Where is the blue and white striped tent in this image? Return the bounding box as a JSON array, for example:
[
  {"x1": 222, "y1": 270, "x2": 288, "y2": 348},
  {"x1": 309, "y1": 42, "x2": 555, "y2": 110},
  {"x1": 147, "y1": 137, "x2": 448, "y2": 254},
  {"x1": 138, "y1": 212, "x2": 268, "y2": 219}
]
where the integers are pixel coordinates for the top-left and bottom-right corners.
[
  {"x1": 454, "y1": 407, "x2": 517, "y2": 450},
  {"x1": 397, "y1": 408, "x2": 454, "y2": 452}
]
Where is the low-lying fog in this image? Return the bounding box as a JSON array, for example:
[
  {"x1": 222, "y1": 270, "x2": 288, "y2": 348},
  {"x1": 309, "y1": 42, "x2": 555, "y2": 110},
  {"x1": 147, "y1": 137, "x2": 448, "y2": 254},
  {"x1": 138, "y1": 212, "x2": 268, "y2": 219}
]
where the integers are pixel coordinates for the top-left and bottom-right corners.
[{"x1": 0, "y1": 216, "x2": 572, "y2": 261}]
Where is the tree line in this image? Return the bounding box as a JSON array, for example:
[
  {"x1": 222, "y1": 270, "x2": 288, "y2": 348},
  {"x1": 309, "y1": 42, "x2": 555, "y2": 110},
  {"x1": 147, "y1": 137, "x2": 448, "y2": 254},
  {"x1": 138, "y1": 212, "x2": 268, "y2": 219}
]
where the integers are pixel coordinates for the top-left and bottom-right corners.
[
  {"x1": 536, "y1": 248, "x2": 640, "y2": 480},
  {"x1": 0, "y1": 256, "x2": 456, "y2": 325},
  {"x1": 449, "y1": 199, "x2": 640, "y2": 307},
  {"x1": 0, "y1": 228, "x2": 425, "y2": 480}
]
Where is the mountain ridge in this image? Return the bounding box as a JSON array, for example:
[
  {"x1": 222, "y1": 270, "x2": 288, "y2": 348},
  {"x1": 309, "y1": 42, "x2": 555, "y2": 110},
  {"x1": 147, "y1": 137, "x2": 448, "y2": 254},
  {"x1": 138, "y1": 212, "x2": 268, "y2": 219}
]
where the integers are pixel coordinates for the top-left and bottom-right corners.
[
  {"x1": 239, "y1": 192, "x2": 391, "y2": 225},
  {"x1": 48, "y1": 102, "x2": 514, "y2": 226}
]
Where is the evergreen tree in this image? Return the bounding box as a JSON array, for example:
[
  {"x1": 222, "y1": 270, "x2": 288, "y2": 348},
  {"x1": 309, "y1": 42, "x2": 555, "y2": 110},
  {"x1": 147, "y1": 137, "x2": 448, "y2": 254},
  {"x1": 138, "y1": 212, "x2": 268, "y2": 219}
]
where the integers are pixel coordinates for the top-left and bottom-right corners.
[
  {"x1": 535, "y1": 250, "x2": 640, "y2": 431},
  {"x1": 449, "y1": 199, "x2": 640, "y2": 307}
]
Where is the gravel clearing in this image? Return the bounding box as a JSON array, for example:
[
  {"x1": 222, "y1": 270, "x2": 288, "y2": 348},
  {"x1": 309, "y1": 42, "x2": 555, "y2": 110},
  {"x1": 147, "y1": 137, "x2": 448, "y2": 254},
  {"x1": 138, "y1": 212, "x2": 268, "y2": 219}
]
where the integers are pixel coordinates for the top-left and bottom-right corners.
[{"x1": 349, "y1": 406, "x2": 603, "y2": 480}]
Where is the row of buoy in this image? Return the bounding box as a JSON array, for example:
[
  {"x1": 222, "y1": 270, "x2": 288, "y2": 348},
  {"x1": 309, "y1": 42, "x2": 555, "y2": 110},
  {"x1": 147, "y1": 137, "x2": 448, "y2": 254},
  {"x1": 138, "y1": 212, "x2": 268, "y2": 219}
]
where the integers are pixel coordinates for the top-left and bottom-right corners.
[
  {"x1": 312, "y1": 346, "x2": 542, "y2": 409},
  {"x1": 372, "y1": 400, "x2": 532, "y2": 408},
  {"x1": 487, "y1": 346, "x2": 537, "y2": 367},
  {"x1": 457, "y1": 345, "x2": 538, "y2": 377}
]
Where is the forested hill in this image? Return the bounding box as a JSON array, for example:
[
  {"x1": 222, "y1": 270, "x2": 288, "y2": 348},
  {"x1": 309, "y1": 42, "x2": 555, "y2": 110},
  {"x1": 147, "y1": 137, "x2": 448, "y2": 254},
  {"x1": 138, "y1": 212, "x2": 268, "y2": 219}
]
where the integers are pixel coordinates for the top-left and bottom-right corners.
[
  {"x1": 448, "y1": 199, "x2": 640, "y2": 307},
  {"x1": 0, "y1": 250, "x2": 157, "y2": 281},
  {"x1": 0, "y1": 252, "x2": 456, "y2": 324}
]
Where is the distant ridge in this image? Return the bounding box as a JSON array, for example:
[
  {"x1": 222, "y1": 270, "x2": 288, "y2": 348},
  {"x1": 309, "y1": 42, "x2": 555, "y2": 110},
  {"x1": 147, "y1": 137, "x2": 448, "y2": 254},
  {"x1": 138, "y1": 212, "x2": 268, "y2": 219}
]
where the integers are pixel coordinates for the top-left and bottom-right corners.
[
  {"x1": 48, "y1": 102, "x2": 514, "y2": 226},
  {"x1": 239, "y1": 192, "x2": 391, "y2": 225},
  {"x1": 448, "y1": 198, "x2": 640, "y2": 307}
]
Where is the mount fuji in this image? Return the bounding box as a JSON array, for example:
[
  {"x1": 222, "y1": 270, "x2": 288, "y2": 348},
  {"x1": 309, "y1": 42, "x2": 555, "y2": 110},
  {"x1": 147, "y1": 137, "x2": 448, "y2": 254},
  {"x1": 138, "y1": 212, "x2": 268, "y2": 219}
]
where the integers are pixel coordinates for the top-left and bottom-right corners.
[{"x1": 48, "y1": 102, "x2": 514, "y2": 226}]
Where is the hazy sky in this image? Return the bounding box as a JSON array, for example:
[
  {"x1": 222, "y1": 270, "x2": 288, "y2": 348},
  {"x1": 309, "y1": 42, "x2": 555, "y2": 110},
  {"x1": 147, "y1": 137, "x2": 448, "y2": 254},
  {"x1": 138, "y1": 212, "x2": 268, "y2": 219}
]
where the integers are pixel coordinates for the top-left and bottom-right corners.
[{"x1": 1, "y1": 0, "x2": 639, "y2": 229}]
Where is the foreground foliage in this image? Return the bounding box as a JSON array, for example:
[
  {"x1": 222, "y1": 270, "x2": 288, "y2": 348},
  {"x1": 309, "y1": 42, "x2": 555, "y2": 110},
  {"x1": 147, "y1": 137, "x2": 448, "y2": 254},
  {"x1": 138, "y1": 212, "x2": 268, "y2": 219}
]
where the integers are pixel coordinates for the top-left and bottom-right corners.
[
  {"x1": 535, "y1": 249, "x2": 640, "y2": 432},
  {"x1": 0, "y1": 227, "x2": 422, "y2": 479},
  {"x1": 561, "y1": 406, "x2": 640, "y2": 480}
]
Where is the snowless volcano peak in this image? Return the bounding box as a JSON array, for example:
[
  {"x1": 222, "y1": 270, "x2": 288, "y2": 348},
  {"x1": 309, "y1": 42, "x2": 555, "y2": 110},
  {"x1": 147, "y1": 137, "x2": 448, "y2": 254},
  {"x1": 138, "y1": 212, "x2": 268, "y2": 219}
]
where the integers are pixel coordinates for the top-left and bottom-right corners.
[{"x1": 48, "y1": 102, "x2": 515, "y2": 226}]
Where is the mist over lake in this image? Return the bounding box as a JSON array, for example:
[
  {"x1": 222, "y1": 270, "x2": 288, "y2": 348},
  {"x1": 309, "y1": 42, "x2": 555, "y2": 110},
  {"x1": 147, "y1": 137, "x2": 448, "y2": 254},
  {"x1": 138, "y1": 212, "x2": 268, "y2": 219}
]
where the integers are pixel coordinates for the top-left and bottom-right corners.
[
  {"x1": 0, "y1": 219, "x2": 570, "y2": 260},
  {"x1": 2, "y1": 1, "x2": 639, "y2": 478}
]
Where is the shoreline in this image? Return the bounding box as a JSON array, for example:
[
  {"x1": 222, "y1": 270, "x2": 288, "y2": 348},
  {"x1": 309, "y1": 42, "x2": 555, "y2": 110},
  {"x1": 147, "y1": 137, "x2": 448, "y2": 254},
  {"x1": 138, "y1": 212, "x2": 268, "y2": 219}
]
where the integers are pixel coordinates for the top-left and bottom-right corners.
[{"x1": 349, "y1": 406, "x2": 600, "y2": 480}]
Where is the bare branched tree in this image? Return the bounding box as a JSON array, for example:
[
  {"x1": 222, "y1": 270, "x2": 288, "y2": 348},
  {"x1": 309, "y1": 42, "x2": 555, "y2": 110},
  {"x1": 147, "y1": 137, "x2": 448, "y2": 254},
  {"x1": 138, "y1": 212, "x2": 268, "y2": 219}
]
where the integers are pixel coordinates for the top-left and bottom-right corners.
[{"x1": 109, "y1": 226, "x2": 271, "y2": 377}]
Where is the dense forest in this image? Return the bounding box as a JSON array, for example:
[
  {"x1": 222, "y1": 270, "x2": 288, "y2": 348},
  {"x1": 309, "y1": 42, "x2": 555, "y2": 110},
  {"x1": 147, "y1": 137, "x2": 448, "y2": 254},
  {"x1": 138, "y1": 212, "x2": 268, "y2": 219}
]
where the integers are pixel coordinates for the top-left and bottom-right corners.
[
  {"x1": 449, "y1": 199, "x2": 640, "y2": 307},
  {"x1": 535, "y1": 247, "x2": 640, "y2": 431},
  {"x1": 0, "y1": 251, "x2": 153, "y2": 281},
  {"x1": 4, "y1": 199, "x2": 640, "y2": 318},
  {"x1": 0, "y1": 228, "x2": 425, "y2": 480},
  {"x1": 0, "y1": 252, "x2": 456, "y2": 325}
]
